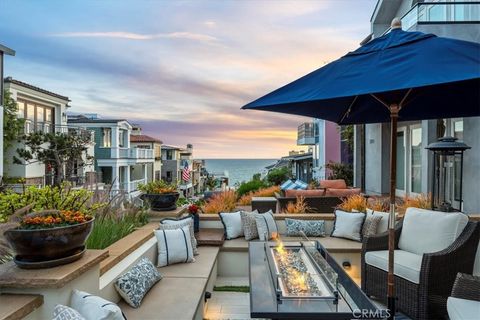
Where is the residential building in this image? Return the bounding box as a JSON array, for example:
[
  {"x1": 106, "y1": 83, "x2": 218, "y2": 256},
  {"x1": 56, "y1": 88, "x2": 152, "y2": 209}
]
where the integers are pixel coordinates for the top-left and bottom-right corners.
[
  {"x1": 297, "y1": 120, "x2": 341, "y2": 180},
  {"x1": 354, "y1": 0, "x2": 480, "y2": 213},
  {"x1": 130, "y1": 125, "x2": 162, "y2": 181},
  {"x1": 161, "y1": 144, "x2": 203, "y2": 196},
  {"x1": 68, "y1": 115, "x2": 154, "y2": 196},
  {"x1": 0, "y1": 44, "x2": 15, "y2": 180},
  {"x1": 3, "y1": 78, "x2": 95, "y2": 185},
  {"x1": 264, "y1": 150, "x2": 313, "y2": 183}
]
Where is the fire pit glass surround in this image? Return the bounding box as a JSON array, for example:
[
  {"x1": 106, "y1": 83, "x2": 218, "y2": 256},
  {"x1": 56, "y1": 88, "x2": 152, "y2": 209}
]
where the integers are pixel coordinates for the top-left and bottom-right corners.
[{"x1": 265, "y1": 240, "x2": 338, "y2": 306}]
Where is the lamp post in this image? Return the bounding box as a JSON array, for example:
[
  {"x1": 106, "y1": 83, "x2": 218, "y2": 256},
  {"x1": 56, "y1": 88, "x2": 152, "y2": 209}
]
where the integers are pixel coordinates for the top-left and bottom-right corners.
[{"x1": 426, "y1": 137, "x2": 471, "y2": 212}]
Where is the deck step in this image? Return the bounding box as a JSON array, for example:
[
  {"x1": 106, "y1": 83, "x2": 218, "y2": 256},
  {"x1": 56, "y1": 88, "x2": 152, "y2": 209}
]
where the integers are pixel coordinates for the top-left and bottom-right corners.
[{"x1": 0, "y1": 294, "x2": 43, "y2": 320}]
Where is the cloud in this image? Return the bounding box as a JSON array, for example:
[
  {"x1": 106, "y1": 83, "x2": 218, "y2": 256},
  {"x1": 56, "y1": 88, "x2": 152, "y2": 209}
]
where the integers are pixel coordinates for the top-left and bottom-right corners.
[{"x1": 50, "y1": 31, "x2": 218, "y2": 42}]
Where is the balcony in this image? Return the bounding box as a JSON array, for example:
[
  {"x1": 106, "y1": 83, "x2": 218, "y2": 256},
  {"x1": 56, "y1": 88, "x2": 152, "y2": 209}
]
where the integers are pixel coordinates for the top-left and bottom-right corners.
[
  {"x1": 382, "y1": 2, "x2": 480, "y2": 35},
  {"x1": 23, "y1": 121, "x2": 94, "y2": 140},
  {"x1": 297, "y1": 122, "x2": 316, "y2": 145},
  {"x1": 114, "y1": 147, "x2": 154, "y2": 161}
]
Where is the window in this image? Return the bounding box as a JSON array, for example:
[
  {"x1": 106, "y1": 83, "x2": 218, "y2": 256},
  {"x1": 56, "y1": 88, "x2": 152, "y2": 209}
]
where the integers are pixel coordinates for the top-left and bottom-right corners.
[
  {"x1": 17, "y1": 100, "x2": 54, "y2": 134},
  {"x1": 119, "y1": 130, "x2": 125, "y2": 148},
  {"x1": 16, "y1": 102, "x2": 24, "y2": 118},
  {"x1": 410, "y1": 127, "x2": 422, "y2": 194},
  {"x1": 166, "y1": 150, "x2": 173, "y2": 160},
  {"x1": 102, "y1": 128, "x2": 112, "y2": 147}
]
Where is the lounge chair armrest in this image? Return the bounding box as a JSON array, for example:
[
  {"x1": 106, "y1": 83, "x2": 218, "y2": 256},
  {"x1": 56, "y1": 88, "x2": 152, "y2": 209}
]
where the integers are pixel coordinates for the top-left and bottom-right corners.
[
  {"x1": 450, "y1": 273, "x2": 480, "y2": 301},
  {"x1": 362, "y1": 220, "x2": 403, "y2": 253}
]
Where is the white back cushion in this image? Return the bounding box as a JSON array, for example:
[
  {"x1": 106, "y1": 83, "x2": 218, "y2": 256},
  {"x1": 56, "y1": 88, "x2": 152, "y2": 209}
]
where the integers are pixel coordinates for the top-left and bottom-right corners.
[
  {"x1": 398, "y1": 208, "x2": 468, "y2": 255},
  {"x1": 219, "y1": 211, "x2": 244, "y2": 239}
]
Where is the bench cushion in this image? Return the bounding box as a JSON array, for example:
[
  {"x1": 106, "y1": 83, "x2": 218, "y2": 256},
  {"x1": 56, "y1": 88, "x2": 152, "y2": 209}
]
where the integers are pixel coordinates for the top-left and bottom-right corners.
[
  {"x1": 398, "y1": 208, "x2": 468, "y2": 255},
  {"x1": 159, "y1": 246, "x2": 219, "y2": 279},
  {"x1": 365, "y1": 250, "x2": 423, "y2": 284},
  {"x1": 119, "y1": 277, "x2": 207, "y2": 320},
  {"x1": 447, "y1": 297, "x2": 480, "y2": 320}
]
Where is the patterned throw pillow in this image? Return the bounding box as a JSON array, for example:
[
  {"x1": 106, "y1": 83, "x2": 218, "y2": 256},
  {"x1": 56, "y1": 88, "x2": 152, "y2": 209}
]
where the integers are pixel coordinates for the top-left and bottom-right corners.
[
  {"x1": 155, "y1": 226, "x2": 195, "y2": 267},
  {"x1": 71, "y1": 290, "x2": 125, "y2": 320},
  {"x1": 160, "y1": 216, "x2": 198, "y2": 255},
  {"x1": 240, "y1": 210, "x2": 259, "y2": 241},
  {"x1": 52, "y1": 305, "x2": 86, "y2": 320},
  {"x1": 254, "y1": 210, "x2": 278, "y2": 241},
  {"x1": 285, "y1": 218, "x2": 326, "y2": 237},
  {"x1": 114, "y1": 257, "x2": 162, "y2": 308},
  {"x1": 362, "y1": 213, "x2": 383, "y2": 238}
]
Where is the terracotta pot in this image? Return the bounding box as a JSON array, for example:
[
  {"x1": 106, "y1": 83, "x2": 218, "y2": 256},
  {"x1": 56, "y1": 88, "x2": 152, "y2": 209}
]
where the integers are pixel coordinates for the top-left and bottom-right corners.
[
  {"x1": 141, "y1": 192, "x2": 180, "y2": 211},
  {"x1": 4, "y1": 218, "x2": 94, "y2": 263}
]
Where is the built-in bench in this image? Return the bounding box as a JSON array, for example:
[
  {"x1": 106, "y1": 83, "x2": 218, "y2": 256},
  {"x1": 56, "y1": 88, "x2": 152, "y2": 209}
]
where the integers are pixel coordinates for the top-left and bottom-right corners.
[{"x1": 0, "y1": 294, "x2": 43, "y2": 320}]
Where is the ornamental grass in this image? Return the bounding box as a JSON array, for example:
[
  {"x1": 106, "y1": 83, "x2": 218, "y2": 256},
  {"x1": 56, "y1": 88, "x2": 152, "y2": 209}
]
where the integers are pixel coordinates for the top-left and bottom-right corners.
[
  {"x1": 202, "y1": 190, "x2": 237, "y2": 214},
  {"x1": 283, "y1": 196, "x2": 311, "y2": 213},
  {"x1": 238, "y1": 185, "x2": 281, "y2": 206},
  {"x1": 397, "y1": 193, "x2": 431, "y2": 215},
  {"x1": 338, "y1": 194, "x2": 368, "y2": 212}
]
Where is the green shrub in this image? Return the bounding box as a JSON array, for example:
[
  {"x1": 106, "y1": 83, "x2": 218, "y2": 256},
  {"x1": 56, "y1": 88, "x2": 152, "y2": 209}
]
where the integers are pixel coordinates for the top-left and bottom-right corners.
[
  {"x1": 266, "y1": 167, "x2": 291, "y2": 186},
  {"x1": 236, "y1": 179, "x2": 267, "y2": 198},
  {"x1": 138, "y1": 180, "x2": 177, "y2": 194}
]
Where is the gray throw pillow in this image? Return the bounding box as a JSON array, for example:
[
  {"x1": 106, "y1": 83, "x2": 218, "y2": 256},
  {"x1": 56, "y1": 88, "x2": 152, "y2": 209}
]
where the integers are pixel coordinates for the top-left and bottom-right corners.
[
  {"x1": 362, "y1": 213, "x2": 383, "y2": 237},
  {"x1": 52, "y1": 305, "x2": 86, "y2": 320},
  {"x1": 114, "y1": 257, "x2": 162, "y2": 308},
  {"x1": 285, "y1": 218, "x2": 325, "y2": 237},
  {"x1": 240, "y1": 210, "x2": 259, "y2": 241},
  {"x1": 160, "y1": 216, "x2": 198, "y2": 255},
  {"x1": 254, "y1": 210, "x2": 278, "y2": 241}
]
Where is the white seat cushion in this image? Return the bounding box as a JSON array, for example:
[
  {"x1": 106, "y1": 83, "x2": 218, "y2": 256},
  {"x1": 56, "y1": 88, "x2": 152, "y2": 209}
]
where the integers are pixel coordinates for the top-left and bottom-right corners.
[
  {"x1": 447, "y1": 297, "x2": 480, "y2": 320},
  {"x1": 365, "y1": 250, "x2": 423, "y2": 284},
  {"x1": 398, "y1": 208, "x2": 468, "y2": 255}
]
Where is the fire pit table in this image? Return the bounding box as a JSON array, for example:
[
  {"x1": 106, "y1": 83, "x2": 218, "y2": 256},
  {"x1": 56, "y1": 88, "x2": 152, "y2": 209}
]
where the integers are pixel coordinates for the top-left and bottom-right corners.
[{"x1": 249, "y1": 240, "x2": 386, "y2": 319}]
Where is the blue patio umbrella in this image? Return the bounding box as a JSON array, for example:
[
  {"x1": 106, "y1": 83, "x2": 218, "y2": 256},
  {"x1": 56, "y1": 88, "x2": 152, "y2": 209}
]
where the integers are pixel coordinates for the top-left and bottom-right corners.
[{"x1": 242, "y1": 21, "x2": 480, "y2": 318}]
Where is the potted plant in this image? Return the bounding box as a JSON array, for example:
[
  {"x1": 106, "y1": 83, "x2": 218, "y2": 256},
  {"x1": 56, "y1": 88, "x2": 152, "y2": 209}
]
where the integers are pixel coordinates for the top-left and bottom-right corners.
[
  {"x1": 188, "y1": 203, "x2": 200, "y2": 232},
  {"x1": 139, "y1": 180, "x2": 179, "y2": 211},
  {"x1": 4, "y1": 209, "x2": 94, "y2": 268}
]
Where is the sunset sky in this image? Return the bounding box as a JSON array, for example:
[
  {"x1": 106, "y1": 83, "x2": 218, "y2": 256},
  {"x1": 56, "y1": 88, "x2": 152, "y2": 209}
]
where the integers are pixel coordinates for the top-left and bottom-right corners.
[{"x1": 0, "y1": 0, "x2": 376, "y2": 158}]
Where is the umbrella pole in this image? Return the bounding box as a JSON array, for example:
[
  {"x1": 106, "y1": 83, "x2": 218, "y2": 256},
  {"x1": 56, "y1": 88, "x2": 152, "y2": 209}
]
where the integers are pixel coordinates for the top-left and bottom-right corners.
[{"x1": 387, "y1": 106, "x2": 400, "y2": 319}]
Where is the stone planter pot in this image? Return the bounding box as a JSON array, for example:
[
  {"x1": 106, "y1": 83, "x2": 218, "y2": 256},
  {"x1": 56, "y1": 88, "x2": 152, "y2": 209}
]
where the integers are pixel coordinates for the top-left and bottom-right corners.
[
  {"x1": 142, "y1": 192, "x2": 180, "y2": 211},
  {"x1": 4, "y1": 218, "x2": 94, "y2": 268}
]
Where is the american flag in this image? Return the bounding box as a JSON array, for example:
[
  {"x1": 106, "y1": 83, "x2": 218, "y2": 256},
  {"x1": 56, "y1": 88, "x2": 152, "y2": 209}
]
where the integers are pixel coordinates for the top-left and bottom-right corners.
[{"x1": 182, "y1": 161, "x2": 190, "y2": 182}]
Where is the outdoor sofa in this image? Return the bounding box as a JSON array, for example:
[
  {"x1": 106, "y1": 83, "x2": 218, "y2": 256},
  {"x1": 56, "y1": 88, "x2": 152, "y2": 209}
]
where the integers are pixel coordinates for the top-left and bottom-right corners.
[
  {"x1": 275, "y1": 179, "x2": 360, "y2": 213},
  {"x1": 361, "y1": 208, "x2": 480, "y2": 320}
]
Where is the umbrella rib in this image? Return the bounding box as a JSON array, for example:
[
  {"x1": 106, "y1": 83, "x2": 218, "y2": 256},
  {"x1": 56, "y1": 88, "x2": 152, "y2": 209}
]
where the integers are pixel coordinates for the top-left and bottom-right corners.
[{"x1": 339, "y1": 95, "x2": 359, "y2": 123}]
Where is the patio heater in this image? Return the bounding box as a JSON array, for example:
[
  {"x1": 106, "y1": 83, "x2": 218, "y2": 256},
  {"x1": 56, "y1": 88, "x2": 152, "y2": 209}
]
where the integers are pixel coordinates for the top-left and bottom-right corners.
[{"x1": 426, "y1": 137, "x2": 470, "y2": 212}]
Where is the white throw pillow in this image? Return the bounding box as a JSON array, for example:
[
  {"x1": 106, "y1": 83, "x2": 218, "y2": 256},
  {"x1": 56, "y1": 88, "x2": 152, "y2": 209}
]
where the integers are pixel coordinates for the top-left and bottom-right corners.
[
  {"x1": 52, "y1": 305, "x2": 86, "y2": 320},
  {"x1": 254, "y1": 210, "x2": 278, "y2": 241},
  {"x1": 71, "y1": 290, "x2": 124, "y2": 320},
  {"x1": 160, "y1": 216, "x2": 198, "y2": 255},
  {"x1": 398, "y1": 208, "x2": 468, "y2": 255},
  {"x1": 155, "y1": 226, "x2": 195, "y2": 267},
  {"x1": 331, "y1": 210, "x2": 365, "y2": 242},
  {"x1": 219, "y1": 211, "x2": 244, "y2": 239}
]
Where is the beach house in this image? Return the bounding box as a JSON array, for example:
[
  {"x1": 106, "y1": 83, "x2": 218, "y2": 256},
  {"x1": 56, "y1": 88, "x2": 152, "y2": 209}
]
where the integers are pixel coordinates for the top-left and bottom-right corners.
[
  {"x1": 68, "y1": 115, "x2": 154, "y2": 196},
  {"x1": 130, "y1": 125, "x2": 163, "y2": 181},
  {"x1": 353, "y1": 0, "x2": 480, "y2": 213},
  {"x1": 3, "y1": 78, "x2": 95, "y2": 186}
]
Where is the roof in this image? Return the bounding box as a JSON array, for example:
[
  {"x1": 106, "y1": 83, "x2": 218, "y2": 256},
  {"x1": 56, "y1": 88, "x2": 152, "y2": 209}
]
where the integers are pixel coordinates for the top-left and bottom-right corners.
[
  {"x1": 68, "y1": 117, "x2": 128, "y2": 124},
  {"x1": 130, "y1": 134, "x2": 162, "y2": 144},
  {"x1": 0, "y1": 43, "x2": 15, "y2": 56},
  {"x1": 4, "y1": 77, "x2": 70, "y2": 101},
  {"x1": 161, "y1": 145, "x2": 185, "y2": 151}
]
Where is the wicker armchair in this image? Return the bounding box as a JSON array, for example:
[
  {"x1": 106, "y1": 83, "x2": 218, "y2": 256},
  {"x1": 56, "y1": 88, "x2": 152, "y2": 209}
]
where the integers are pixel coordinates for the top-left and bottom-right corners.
[
  {"x1": 361, "y1": 219, "x2": 480, "y2": 320},
  {"x1": 447, "y1": 273, "x2": 480, "y2": 319}
]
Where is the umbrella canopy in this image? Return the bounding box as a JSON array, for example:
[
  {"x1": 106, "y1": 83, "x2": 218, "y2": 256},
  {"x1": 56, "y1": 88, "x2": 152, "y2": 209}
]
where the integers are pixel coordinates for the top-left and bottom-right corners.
[
  {"x1": 242, "y1": 25, "x2": 480, "y2": 318},
  {"x1": 243, "y1": 28, "x2": 480, "y2": 124}
]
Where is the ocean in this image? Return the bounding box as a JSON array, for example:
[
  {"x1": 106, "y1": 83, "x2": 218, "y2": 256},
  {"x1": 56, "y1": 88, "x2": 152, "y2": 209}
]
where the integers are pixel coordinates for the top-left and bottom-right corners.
[{"x1": 202, "y1": 159, "x2": 277, "y2": 186}]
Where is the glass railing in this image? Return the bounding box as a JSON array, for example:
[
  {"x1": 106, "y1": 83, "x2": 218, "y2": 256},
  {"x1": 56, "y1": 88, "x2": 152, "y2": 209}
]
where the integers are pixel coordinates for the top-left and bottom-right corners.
[{"x1": 403, "y1": 2, "x2": 480, "y2": 30}]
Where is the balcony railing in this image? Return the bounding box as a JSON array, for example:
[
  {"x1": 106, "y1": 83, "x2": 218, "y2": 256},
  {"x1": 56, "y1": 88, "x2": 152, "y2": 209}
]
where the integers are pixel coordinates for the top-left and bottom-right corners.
[
  {"x1": 382, "y1": 2, "x2": 480, "y2": 35},
  {"x1": 297, "y1": 122, "x2": 316, "y2": 145},
  {"x1": 23, "y1": 121, "x2": 94, "y2": 141},
  {"x1": 116, "y1": 147, "x2": 154, "y2": 160}
]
